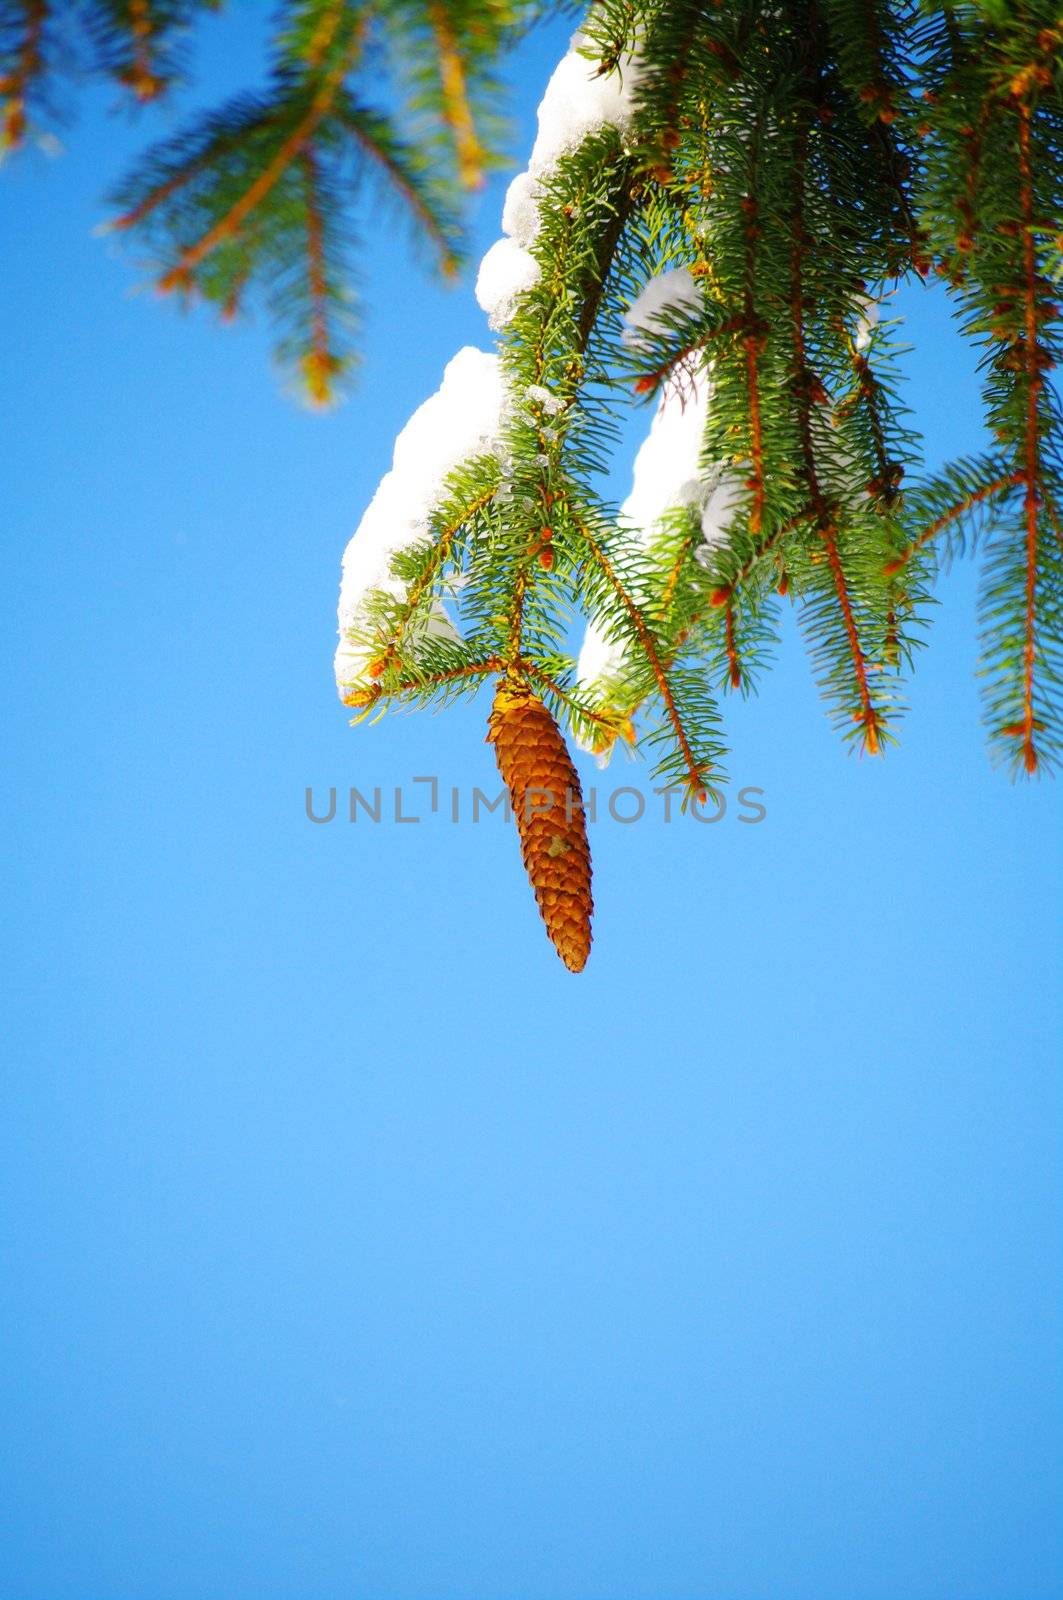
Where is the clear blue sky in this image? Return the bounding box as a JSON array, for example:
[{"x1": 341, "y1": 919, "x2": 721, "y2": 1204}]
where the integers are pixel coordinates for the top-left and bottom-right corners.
[{"x1": 3, "y1": 11, "x2": 1061, "y2": 1599}]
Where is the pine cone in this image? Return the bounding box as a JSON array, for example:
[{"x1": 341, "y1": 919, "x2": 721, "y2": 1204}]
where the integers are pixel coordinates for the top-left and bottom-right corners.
[{"x1": 487, "y1": 679, "x2": 593, "y2": 972}]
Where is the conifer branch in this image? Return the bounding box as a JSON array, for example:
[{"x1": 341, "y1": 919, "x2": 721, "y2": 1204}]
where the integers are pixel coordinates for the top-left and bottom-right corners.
[
  {"x1": 300, "y1": 147, "x2": 336, "y2": 402},
  {"x1": 113, "y1": 145, "x2": 217, "y2": 230},
  {"x1": 1045, "y1": 492, "x2": 1063, "y2": 561},
  {"x1": 871, "y1": 117, "x2": 924, "y2": 273},
  {"x1": 337, "y1": 101, "x2": 461, "y2": 273},
  {"x1": 644, "y1": 2, "x2": 699, "y2": 183},
  {"x1": 574, "y1": 178, "x2": 635, "y2": 356},
  {"x1": 524, "y1": 664, "x2": 636, "y2": 745},
  {"x1": 631, "y1": 314, "x2": 750, "y2": 397},
  {"x1": 742, "y1": 168, "x2": 767, "y2": 536},
  {"x1": 124, "y1": 0, "x2": 164, "y2": 101},
  {"x1": 427, "y1": 1, "x2": 484, "y2": 189},
  {"x1": 1, "y1": 0, "x2": 45, "y2": 152},
  {"x1": 789, "y1": 109, "x2": 885, "y2": 754},
  {"x1": 723, "y1": 596, "x2": 742, "y2": 690},
  {"x1": 369, "y1": 485, "x2": 497, "y2": 674},
  {"x1": 494, "y1": 151, "x2": 637, "y2": 706},
  {"x1": 343, "y1": 654, "x2": 501, "y2": 712},
  {"x1": 8, "y1": 0, "x2": 1063, "y2": 964},
  {"x1": 839, "y1": 322, "x2": 895, "y2": 499},
  {"x1": 849, "y1": 0, "x2": 895, "y2": 118},
  {"x1": 221, "y1": 259, "x2": 251, "y2": 321},
  {"x1": 709, "y1": 506, "x2": 819, "y2": 602},
  {"x1": 157, "y1": 21, "x2": 361, "y2": 293},
  {"x1": 955, "y1": 98, "x2": 992, "y2": 256},
  {"x1": 570, "y1": 503, "x2": 711, "y2": 796},
  {"x1": 884, "y1": 472, "x2": 1022, "y2": 572},
  {"x1": 1016, "y1": 99, "x2": 1042, "y2": 774},
  {"x1": 301, "y1": 0, "x2": 347, "y2": 68},
  {"x1": 656, "y1": 521, "x2": 705, "y2": 624}
]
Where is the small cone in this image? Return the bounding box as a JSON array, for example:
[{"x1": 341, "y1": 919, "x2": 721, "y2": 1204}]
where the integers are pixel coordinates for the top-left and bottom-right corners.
[{"x1": 487, "y1": 679, "x2": 593, "y2": 971}]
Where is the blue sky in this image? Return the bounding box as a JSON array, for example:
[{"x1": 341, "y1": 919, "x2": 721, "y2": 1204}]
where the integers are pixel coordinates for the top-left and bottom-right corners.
[{"x1": 3, "y1": 10, "x2": 1061, "y2": 1599}]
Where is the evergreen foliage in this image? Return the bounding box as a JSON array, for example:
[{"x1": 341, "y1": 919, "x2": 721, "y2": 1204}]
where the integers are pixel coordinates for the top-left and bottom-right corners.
[
  {"x1": 5, "y1": 0, "x2": 1062, "y2": 962},
  {"x1": 2, "y1": 0, "x2": 527, "y2": 394}
]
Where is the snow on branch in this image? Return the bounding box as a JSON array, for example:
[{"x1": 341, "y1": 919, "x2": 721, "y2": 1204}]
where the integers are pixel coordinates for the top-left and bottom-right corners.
[{"x1": 335, "y1": 347, "x2": 508, "y2": 690}]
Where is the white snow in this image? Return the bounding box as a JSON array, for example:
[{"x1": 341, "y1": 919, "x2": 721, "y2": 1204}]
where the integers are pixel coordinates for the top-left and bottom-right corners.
[
  {"x1": 479, "y1": 33, "x2": 642, "y2": 328},
  {"x1": 334, "y1": 347, "x2": 508, "y2": 693},
  {"x1": 337, "y1": 33, "x2": 651, "y2": 698},
  {"x1": 621, "y1": 370, "x2": 711, "y2": 533},
  {"x1": 696, "y1": 464, "x2": 739, "y2": 550},
  {"x1": 855, "y1": 297, "x2": 879, "y2": 351},
  {"x1": 526, "y1": 382, "x2": 563, "y2": 415},
  {"x1": 501, "y1": 171, "x2": 540, "y2": 249},
  {"x1": 575, "y1": 616, "x2": 626, "y2": 695},
  {"x1": 527, "y1": 36, "x2": 642, "y2": 178},
  {"x1": 622, "y1": 267, "x2": 703, "y2": 349},
  {"x1": 475, "y1": 237, "x2": 542, "y2": 330}
]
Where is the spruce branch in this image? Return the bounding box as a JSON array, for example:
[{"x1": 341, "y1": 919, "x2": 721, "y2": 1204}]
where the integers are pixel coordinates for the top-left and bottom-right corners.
[
  {"x1": 78, "y1": 0, "x2": 525, "y2": 395},
  {"x1": 524, "y1": 662, "x2": 638, "y2": 751},
  {"x1": 366, "y1": 483, "x2": 498, "y2": 675},
  {"x1": 740, "y1": 107, "x2": 768, "y2": 538},
  {"x1": 343, "y1": 653, "x2": 501, "y2": 715},
  {"x1": 299, "y1": 146, "x2": 337, "y2": 402},
  {"x1": 884, "y1": 470, "x2": 1023, "y2": 572},
  {"x1": 706, "y1": 506, "x2": 819, "y2": 604},
  {"x1": 788, "y1": 104, "x2": 889, "y2": 754},
  {"x1": 108, "y1": 24, "x2": 463, "y2": 399},
  {"x1": 568, "y1": 496, "x2": 716, "y2": 797},
  {"x1": 327, "y1": 0, "x2": 1060, "y2": 971},
  {"x1": 7, "y1": 0, "x2": 1063, "y2": 963},
  {"x1": 154, "y1": 15, "x2": 362, "y2": 293},
  {"x1": 336, "y1": 99, "x2": 461, "y2": 273},
  {"x1": 1, "y1": 0, "x2": 47, "y2": 152},
  {"x1": 83, "y1": 0, "x2": 223, "y2": 103},
  {"x1": 1015, "y1": 99, "x2": 1047, "y2": 772},
  {"x1": 426, "y1": 0, "x2": 485, "y2": 187}
]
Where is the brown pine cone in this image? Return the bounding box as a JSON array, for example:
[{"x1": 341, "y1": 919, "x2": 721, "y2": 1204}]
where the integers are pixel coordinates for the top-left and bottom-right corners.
[{"x1": 487, "y1": 679, "x2": 593, "y2": 972}]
